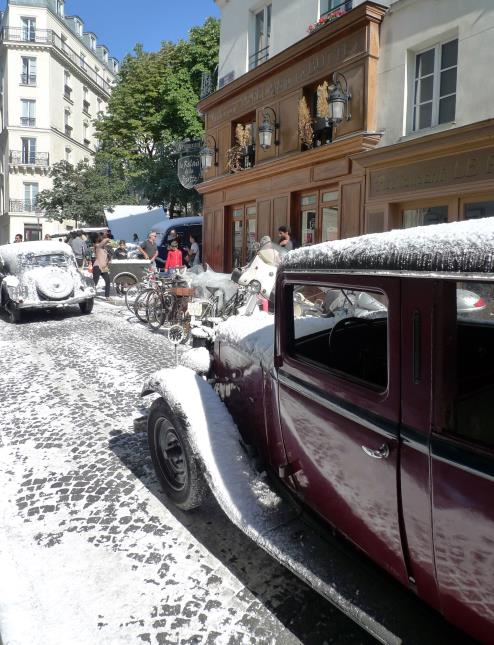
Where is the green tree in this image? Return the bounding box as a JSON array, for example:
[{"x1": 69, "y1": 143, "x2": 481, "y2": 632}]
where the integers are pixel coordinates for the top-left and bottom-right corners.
[
  {"x1": 37, "y1": 159, "x2": 134, "y2": 227},
  {"x1": 95, "y1": 17, "x2": 220, "y2": 215}
]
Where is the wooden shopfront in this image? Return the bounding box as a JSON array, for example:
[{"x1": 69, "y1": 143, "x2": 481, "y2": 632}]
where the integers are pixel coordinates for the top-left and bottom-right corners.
[
  {"x1": 354, "y1": 119, "x2": 494, "y2": 233},
  {"x1": 197, "y1": 2, "x2": 387, "y2": 271}
]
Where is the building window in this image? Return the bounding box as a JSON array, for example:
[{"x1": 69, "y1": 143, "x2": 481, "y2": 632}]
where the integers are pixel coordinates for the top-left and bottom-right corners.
[
  {"x1": 80, "y1": 52, "x2": 87, "y2": 72},
  {"x1": 464, "y1": 201, "x2": 494, "y2": 220},
  {"x1": 412, "y1": 38, "x2": 458, "y2": 131},
  {"x1": 83, "y1": 87, "x2": 90, "y2": 114},
  {"x1": 320, "y1": 0, "x2": 352, "y2": 18},
  {"x1": 64, "y1": 109, "x2": 72, "y2": 137},
  {"x1": 402, "y1": 206, "x2": 448, "y2": 228},
  {"x1": 24, "y1": 182, "x2": 39, "y2": 211},
  {"x1": 89, "y1": 35, "x2": 96, "y2": 50},
  {"x1": 75, "y1": 19, "x2": 82, "y2": 36},
  {"x1": 64, "y1": 70, "x2": 72, "y2": 100},
  {"x1": 298, "y1": 188, "x2": 340, "y2": 246},
  {"x1": 250, "y1": 4, "x2": 271, "y2": 70},
  {"x1": 21, "y1": 17, "x2": 36, "y2": 42},
  {"x1": 57, "y1": 1, "x2": 64, "y2": 17},
  {"x1": 230, "y1": 204, "x2": 257, "y2": 269},
  {"x1": 83, "y1": 122, "x2": 90, "y2": 145},
  {"x1": 65, "y1": 147, "x2": 72, "y2": 163},
  {"x1": 21, "y1": 138, "x2": 36, "y2": 164},
  {"x1": 21, "y1": 57, "x2": 36, "y2": 85},
  {"x1": 102, "y1": 48, "x2": 108, "y2": 64},
  {"x1": 20, "y1": 99, "x2": 36, "y2": 127},
  {"x1": 97, "y1": 97, "x2": 103, "y2": 115}
]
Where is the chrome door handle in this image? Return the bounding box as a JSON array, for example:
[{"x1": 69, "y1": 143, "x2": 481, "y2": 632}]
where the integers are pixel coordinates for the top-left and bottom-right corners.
[{"x1": 362, "y1": 443, "x2": 390, "y2": 459}]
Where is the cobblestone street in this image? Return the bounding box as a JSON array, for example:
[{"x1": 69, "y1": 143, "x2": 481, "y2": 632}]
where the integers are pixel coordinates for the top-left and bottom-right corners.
[{"x1": 0, "y1": 302, "x2": 374, "y2": 645}]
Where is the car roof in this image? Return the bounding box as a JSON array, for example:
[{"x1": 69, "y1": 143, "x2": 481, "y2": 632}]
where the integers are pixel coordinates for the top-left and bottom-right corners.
[
  {"x1": 151, "y1": 216, "x2": 202, "y2": 235},
  {"x1": 282, "y1": 217, "x2": 494, "y2": 278}
]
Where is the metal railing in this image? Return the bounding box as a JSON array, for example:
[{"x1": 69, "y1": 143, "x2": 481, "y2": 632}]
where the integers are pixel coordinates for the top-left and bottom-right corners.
[
  {"x1": 10, "y1": 150, "x2": 49, "y2": 166},
  {"x1": 1, "y1": 27, "x2": 111, "y2": 93},
  {"x1": 320, "y1": 0, "x2": 353, "y2": 21},
  {"x1": 20, "y1": 73, "x2": 36, "y2": 85},
  {"x1": 9, "y1": 199, "x2": 42, "y2": 213},
  {"x1": 249, "y1": 45, "x2": 270, "y2": 71},
  {"x1": 20, "y1": 117, "x2": 36, "y2": 127}
]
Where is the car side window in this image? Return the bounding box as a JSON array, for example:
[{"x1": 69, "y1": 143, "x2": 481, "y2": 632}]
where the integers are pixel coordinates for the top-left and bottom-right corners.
[
  {"x1": 289, "y1": 284, "x2": 389, "y2": 390},
  {"x1": 452, "y1": 281, "x2": 494, "y2": 448}
]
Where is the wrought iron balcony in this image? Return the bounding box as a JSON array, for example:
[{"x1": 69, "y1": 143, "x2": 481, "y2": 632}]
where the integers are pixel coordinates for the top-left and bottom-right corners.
[
  {"x1": 20, "y1": 117, "x2": 36, "y2": 127},
  {"x1": 248, "y1": 45, "x2": 270, "y2": 71},
  {"x1": 9, "y1": 199, "x2": 42, "y2": 213},
  {"x1": 20, "y1": 73, "x2": 36, "y2": 85},
  {"x1": 10, "y1": 150, "x2": 49, "y2": 166},
  {"x1": 319, "y1": 0, "x2": 353, "y2": 21},
  {"x1": 1, "y1": 27, "x2": 111, "y2": 93}
]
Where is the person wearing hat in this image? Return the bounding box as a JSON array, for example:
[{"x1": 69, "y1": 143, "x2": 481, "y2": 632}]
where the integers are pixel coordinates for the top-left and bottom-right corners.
[{"x1": 165, "y1": 239, "x2": 184, "y2": 272}]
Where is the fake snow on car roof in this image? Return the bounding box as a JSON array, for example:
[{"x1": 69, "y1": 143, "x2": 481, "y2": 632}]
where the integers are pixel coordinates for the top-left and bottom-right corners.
[
  {"x1": 282, "y1": 217, "x2": 494, "y2": 274},
  {"x1": 0, "y1": 241, "x2": 74, "y2": 269}
]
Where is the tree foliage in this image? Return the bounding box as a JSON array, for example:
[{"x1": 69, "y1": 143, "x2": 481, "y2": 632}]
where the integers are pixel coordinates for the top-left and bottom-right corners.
[
  {"x1": 95, "y1": 17, "x2": 220, "y2": 215},
  {"x1": 37, "y1": 159, "x2": 135, "y2": 227}
]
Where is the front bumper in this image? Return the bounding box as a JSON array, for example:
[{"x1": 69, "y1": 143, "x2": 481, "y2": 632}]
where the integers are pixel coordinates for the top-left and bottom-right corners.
[{"x1": 15, "y1": 292, "x2": 95, "y2": 310}]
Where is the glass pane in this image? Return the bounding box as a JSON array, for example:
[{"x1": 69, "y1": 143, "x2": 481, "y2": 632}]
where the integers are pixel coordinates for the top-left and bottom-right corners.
[
  {"x1": 416, "y1": 49, "x2": 435, "y2": 77},
  {"x1": 232, "y1": 208, "x2": 243, "y2": 218},
  {"x1": 232, "y1": 220, "x2": 243, "y2": 269},
  {"x1": 464, "y1": 201, "x2": 494, "y2": 220},
  {"x1": 322, "y1": 191, "x2": 338, "y2": 202},
  {"x1": 266, "y1": 4, "x2": 272, "y2": 40},
  {"x1": 246, "y1": 206, "x2": 256, "y2": 216},
  {"x1": 402, "y1": 206, "x2": 448, "y2": 228},
  {"x1": 440, "y1": 68, "x2": 457, "y2": 96},
  {"x1": 246, "y1": 218, "x2": 257, "y2": 262},
  {"x1": 441, "y1": 39, "x2": 458, "y2": 69},
  {"x1": 418, "y1": 102, "x2": 432, "y2": 129},
  {"x1": 321, "y1": 207, "x2": 338, "y2": 242},
  {"x1": 301, "y1": 195, "x2": 316, "y2": 207},
  {"x1": 301, "y1": 210, "x2": 316, "y2": 246},
  {"x1": 439, "y1": 95, "x2": 456, "y2": 123},
  {"x1": 418, "y1": 76, "x2": 434, "y2": 103}
]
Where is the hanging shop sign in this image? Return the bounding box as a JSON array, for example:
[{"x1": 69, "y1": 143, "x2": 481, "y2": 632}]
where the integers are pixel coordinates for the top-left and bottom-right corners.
[{"x1": 175, "y1": 139, "x2": 202, "y2": 189}]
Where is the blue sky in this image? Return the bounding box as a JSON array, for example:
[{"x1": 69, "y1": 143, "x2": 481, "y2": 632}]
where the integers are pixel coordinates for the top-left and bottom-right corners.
[{"x1": 58, "y1": 0, "x2": 219, "y2": 61}]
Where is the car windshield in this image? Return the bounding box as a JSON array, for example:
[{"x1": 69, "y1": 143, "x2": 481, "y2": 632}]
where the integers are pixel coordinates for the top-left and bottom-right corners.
[{"x1": 20, "y1": 252, "x2": 71, "y2": 268}]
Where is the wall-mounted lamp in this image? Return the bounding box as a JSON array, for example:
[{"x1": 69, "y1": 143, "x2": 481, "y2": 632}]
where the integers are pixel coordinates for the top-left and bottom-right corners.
[
  {"x1": 328, "y1": 72, "x2": 351, "y2": 124},
  {"x1": 258, "y1": 106, "x2": 279, "y2": 150},
  {"x1": 199, "y1": 134, "x2": 218, "y2": 170}
]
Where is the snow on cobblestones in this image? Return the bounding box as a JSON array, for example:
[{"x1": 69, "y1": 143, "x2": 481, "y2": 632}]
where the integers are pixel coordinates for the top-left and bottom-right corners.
[{"x1": 0, "y1": 302, "x2": 372, "y2": 645}]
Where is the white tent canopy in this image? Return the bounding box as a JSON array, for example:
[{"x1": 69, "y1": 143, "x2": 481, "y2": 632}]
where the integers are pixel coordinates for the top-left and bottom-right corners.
[{"x1": 104, "y1": 205, "x2": 168, "y2": 242}]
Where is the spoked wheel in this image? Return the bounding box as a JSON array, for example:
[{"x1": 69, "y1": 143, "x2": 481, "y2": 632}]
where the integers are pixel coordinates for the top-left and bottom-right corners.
[
  {"x1": 125, "y1": 282, "x2": 142, "y2": 312},
  {"x1": 114, "y1": 273, "x2": 138, "y2": 296},
  {"x1": 134, "y1": 288, "x2": 154, "y2": 323},
  {"x1": 147, "y1": 398, "x2": 208, "y2": 510},
  {"x1": 147, "y1": 291, "x2": 164, "y2": 330}
]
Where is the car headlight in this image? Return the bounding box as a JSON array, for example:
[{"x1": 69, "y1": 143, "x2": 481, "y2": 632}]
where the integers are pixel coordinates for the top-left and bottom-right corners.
[{"x1": 248, "y1": 279, "x2": 262, "y2": 294}]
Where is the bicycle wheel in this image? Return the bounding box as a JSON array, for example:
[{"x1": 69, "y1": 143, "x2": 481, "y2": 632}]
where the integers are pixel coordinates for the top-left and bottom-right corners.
[
  {"x1": 125, "y1": 282, "x2": 143, "y2": 312},
  {"x1": 134, "y1": 288, "x2": 154, "y2": 323},
  {"x1": 148, "y1": 291, "x2": 164, "y2": 330}
]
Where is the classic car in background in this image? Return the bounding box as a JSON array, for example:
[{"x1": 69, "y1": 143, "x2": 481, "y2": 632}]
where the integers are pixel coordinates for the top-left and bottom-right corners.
[{"x1": 0, "y1": 241, "x2": 95, "y2": 323}]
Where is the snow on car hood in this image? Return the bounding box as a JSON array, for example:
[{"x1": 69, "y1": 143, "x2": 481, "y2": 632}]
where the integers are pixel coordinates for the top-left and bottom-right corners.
[{"x1": 282, "y1": 217, "x2": 494, "y2": 273}]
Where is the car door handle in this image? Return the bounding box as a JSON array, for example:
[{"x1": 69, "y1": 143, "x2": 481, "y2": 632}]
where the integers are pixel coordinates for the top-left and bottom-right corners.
[{"x1": 361, "y1": 443, "x2": 390, "y2": 459}]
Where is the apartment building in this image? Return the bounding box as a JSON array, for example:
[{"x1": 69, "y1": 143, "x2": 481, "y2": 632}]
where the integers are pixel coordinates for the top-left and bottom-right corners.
[
  {"x1": 198, "y1": 0, "x2": 494, "y2": 271},
  {"x1": 0, "y1": 0, "x2": 118, "y2": 244}
]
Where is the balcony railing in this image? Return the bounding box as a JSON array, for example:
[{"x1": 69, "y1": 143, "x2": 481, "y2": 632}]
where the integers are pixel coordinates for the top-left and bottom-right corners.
[
  {"x1": 65, "y1": 124, "x2": 73, "y2": 137},
  {"x1": 20, "y1": 117, "x2": 36, "y2": 127},
  {"x1": 20, "y1": 73, "x2": 36, "y2": 85},
  {"x1": 10, "y1": 150, "x2": 49, "y2": 166},
  {"x1": 83, "y1": 100, "x2": 91, "y2": 114},
  {"x1": 1, "y1": 27, "x2": 111, "y2": 93},
  {"x1": 249, "y1": 45, "x2": 270, "y2": 71},
  {"x1": 9, "y1": 199, "x2": 42, "y2": 213}
]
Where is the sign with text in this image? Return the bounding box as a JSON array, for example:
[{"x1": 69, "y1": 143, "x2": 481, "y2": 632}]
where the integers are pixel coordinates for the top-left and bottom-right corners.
[{"x1": 177, "y1": 155, "x2": 202, "y2": 190}]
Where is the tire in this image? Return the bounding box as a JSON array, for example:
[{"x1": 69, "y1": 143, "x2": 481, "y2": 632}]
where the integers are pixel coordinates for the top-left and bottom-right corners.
[
  {"x1": 114, "y1": 272, "x2": 138, "y2": 296},
  {"x1": 79, "y1": 298, "x2": 94, "y2": 314},
  {"x1": 125, "y1": 282, "x2": 142, "y2": 312},
  {"x1": 147, "y1": 291, "x2": 164, "y2": 330},
  {"x1": 147, "y1": 397, "x2": 208, "y2": 510},
  {"x1": 134, "y1": 288, "x2": 153, "y2": 323},
  {"x1": 7, "y1": 302, "x2": 22, "y2": 324}
]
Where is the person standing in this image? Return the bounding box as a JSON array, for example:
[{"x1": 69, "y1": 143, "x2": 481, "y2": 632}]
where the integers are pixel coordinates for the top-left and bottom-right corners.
[
  {"x1": 69, "y1": 231, "x2": 88, "y2": 268},
  {"x1": 92, "y1": 233, "x2": 112, "y2": 299},
  {"x1": 139, "y1": 232, "x2": 158, "y2": 268},
  {"x1": 165, "y1": 240, "x2": 183, "y2": 271},
  {"x1": 44, "y1": 233, "x2": 51, "y2": 241},
  {"x1": 278, "y1": 225, "x2": 298, "y2": 251},
  {"x1": 186, "y1": 234, "x2": 201, "y2": 267}
]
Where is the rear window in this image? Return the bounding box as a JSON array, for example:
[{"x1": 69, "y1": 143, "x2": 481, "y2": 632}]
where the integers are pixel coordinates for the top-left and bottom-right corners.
[
  {"x1": 289, "y1": 284, "x2": 388, "y2": 390},
  {"x1": 452, "y1": 281, "x2": 494, "y2": 448},
  {"x1": 21, "y1": 253, "x2": 71, "y2": 267}
]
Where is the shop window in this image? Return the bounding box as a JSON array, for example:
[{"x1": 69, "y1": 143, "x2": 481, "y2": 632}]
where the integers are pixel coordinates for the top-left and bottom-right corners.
[
  {"x1": 227, "y1": 113, "x2": 256, "y2": 172},
  {"x1": 230, "y1": 204, "x2": 257, "y2": 269},
  {"x1": 412, "y1": 38, "x2": 458, "y2": 132},
  {"x1": 298, "y1": 189, "x2": 340, "y2": 246},
  {"x1": 402, "y1": 206, "x2": 448, "y2": 228},
  {"x1": 24, "y1": 224, "x2": 42, "y2": 241},
  {"x1": 290, "y1": 283, "x2": 389, "y2": 390},
  {"x1": 464, "y1": 201, "x2": 494, "y2": 220}
]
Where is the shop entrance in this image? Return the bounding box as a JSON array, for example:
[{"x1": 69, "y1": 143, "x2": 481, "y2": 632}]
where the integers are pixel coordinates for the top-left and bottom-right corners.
[
  {"x1": 230, "y1": 204, "x2": 257, "y2": 269},
  {"x1": 298, "y1": 188, "x2": 339, "y2": 246}
]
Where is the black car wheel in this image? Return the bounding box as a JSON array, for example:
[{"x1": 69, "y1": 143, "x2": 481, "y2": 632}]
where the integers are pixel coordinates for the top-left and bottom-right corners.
[
  {"x1": 147, "y1": 398, "x2": 207, "y2": 510},
  {"x1": 79, "y1": 298, "x2": 94, "y2": 314}
]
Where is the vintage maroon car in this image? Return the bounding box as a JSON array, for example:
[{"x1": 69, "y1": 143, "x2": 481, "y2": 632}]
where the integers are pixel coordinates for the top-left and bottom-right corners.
[{"x1": 143, "y1": 218, "x2": 494, "y2": 644}]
